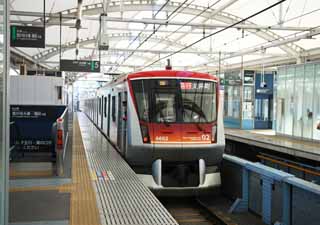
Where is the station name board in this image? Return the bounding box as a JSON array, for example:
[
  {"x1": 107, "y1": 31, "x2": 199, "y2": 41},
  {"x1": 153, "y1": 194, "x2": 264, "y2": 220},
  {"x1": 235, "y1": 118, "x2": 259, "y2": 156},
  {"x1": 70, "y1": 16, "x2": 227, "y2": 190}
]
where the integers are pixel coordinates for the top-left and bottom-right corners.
[
  {"x1": 10, "y1": 25, "x2": 45, "y2": 48},
  {"x1": 60, "y1": 60, "x2": 101, "y2": 73}
]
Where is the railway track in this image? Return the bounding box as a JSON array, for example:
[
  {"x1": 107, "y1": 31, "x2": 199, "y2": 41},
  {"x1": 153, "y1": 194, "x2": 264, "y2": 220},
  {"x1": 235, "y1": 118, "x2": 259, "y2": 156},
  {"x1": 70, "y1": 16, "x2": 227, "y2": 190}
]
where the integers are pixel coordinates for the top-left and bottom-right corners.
[{"x1": 160, "y1": 197, "x2": 227, "y2": 225}]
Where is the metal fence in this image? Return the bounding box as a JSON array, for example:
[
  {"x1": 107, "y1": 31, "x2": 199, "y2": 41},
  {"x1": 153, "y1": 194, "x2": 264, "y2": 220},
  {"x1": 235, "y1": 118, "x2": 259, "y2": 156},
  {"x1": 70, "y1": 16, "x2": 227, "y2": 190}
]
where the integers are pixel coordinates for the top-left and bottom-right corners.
[{"x1": 222, "y1": 154, "x2": 320, "y2": 225}]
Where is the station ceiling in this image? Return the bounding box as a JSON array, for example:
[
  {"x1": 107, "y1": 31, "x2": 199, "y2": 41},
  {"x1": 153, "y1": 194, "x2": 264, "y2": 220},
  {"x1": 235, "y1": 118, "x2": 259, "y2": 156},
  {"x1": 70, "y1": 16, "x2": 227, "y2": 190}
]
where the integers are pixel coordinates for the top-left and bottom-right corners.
[{"x1": 9, "y1": 0, "x2": 320, "y2": 79}]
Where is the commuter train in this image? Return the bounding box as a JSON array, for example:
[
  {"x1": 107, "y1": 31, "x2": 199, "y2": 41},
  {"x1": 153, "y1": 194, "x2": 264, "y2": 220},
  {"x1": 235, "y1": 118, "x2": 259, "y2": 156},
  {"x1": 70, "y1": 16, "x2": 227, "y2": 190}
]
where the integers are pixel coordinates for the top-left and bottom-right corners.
[{"x1": 83, "y1": 70, "x2": 225, "y2": 193}]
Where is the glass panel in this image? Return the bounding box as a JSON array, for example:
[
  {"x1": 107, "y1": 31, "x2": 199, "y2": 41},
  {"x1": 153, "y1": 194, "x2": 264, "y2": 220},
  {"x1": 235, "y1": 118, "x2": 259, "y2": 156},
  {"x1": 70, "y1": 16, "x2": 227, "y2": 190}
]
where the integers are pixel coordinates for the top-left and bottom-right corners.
[
  {"x1": 181, "y1": 80, "x2": 216, "y2": 123},
  {"x1": 283, "y1": 67, "x2": 295, "y2": 136},
  {"x1": 302, "y1": 64, "x2": 315, "y2": 139},
  {"x1": 293, "y1": 66, "x2": 304, "y2": 137},
  {"x1": 154, "y1": 92, "x2": 177, "y2": 123},
  {"x1": 151, "y1": 80, "x2": 179, "y2": 123},
  {"x1": 131, "y1": 80, "x2": 150, "y2": 122},
  {"x1": 276, "y1": 67, "x2": 286, "y2": 133},
  {"x1": 0, "y1": 0, "x2": 6, "y2": 224},
  {"x1": 314, "y1": 65, "x2": 320, "y2": 140},
  {"x1": 132, "y1": 79, "x2": 217, "y2": 124},
  {"x1": 224, "y1": 86, "x2": 240, "y2": 119}
]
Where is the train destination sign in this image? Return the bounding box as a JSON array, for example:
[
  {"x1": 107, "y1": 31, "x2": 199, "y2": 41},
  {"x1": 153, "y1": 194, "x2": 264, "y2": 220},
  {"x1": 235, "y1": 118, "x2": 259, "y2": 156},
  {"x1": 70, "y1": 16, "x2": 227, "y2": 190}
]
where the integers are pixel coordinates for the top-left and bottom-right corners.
[
  {"x1": 10, "y1": 25, "x2": 45, "y2": 48},
  {"x1": 60, "y1": 60, "x2": 101, "y2": 73}
]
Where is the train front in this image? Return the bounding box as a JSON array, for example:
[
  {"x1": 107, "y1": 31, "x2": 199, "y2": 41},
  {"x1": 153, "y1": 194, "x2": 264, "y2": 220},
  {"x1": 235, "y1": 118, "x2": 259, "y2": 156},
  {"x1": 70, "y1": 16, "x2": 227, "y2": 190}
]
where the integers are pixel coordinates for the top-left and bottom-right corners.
[{"x1": 126, "y1": 71, "x2": 225, "y2": 194}]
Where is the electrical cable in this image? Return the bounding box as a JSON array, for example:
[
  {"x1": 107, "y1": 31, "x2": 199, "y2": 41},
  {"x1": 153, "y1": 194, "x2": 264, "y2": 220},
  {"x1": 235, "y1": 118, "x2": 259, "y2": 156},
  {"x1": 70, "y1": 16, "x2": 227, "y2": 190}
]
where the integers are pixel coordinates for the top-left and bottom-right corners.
[
  {"x1": 113, "y1": 0, "x2": 191, "y2": 71},
  {"x1": 116, "y1": 0, "x2": 224, "y2": 71},
  {"x1": 110, "y1": 0, "x2": 174, "y2": 71},
  {"x1": 141, "y1": 0, "x2": 288, "y2": 70},
  {"x1": 298, "y1": 0, "x2": 309, "y2": 26},
  {"x1": 204, "y1": 5, "x2": 320, "y2": 58},
  {"x1": 145, "y1": 0, "x2": 222, "y2": 53}
]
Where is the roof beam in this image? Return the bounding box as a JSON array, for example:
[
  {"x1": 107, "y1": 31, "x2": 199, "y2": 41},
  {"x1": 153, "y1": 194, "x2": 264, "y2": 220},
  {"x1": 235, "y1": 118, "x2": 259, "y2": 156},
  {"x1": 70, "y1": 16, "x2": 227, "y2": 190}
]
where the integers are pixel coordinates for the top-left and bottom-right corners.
[
  {"x1": 203, "y1": 0, "x2": 239, "y2": 23},
  {"x1": 193, "y1": 27, "x2": 320, "y2": 69},
  {"x1": 33, "y1": 33, "x2": 215, "y2": 61},
  {"x1": 10, "y1": 11, "x2": 312, "y2": 32},
  {"x1": 45, "y1": 44, "x2": 286, "y2": 57}
]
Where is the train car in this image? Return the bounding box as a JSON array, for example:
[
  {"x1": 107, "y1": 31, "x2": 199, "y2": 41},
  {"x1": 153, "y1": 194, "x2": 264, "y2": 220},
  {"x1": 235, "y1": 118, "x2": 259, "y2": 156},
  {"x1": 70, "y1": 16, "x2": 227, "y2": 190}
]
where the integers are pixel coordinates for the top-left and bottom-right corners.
[{"x1": 83, "y1": 70, "x2": 225, "y2": 193}]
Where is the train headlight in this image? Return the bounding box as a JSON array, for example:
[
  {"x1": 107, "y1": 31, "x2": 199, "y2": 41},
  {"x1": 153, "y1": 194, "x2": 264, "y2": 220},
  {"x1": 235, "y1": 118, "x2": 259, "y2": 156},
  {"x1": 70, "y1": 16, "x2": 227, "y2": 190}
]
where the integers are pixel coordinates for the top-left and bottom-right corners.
[
  {"x1": 140, "y1": 124, "x2": 150, "y2": 143},
  {"x1": 212, "y1": 125, "x2": 217, "y2": 143}
]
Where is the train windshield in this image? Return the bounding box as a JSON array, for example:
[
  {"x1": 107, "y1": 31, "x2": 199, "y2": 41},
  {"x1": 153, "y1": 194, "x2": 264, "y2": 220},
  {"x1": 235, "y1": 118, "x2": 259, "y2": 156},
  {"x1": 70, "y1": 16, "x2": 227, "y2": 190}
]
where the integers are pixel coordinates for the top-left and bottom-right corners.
[
  {"x1": 180, "y1": 80, "x2": 216, "y2": 123},
  {"x1": 131, "y1": 79, "x2": 217, "y2": 123}
]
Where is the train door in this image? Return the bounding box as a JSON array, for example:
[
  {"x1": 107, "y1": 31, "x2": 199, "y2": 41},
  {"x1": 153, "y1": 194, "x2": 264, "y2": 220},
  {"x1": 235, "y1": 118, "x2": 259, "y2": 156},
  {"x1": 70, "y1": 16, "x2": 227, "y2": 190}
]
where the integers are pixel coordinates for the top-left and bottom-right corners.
[
  {"x1": 122, "y1": 92, "x2": 128, "y2": 152},
  {"x1": 103, "y1": 96, "x2": 107, "y2": 133},
  {"x1": 101, "y1": 96, "x2": 104, "y2": 130},
  {"x1": 107, "y1": 94, "x2": 111, "y2": 137},
  {"x1": 96, "y1": 98, "x2": 99, "y2": 124},
  {"x1": 117, "y1": 93, "x2": 122, "y2": 149},
  {"x1": 117, "y1": 92, "x2": 127, "y2": 153}
]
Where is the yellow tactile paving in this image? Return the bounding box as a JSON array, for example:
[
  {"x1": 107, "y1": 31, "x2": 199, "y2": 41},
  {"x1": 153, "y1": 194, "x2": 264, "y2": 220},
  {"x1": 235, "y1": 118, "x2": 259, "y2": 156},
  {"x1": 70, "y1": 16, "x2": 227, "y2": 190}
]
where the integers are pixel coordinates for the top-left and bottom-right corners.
[
  {"x1": 67, "y1": 115, "x2": 101, "y2": 225},
  {"x1": 9, "y1": 115, "x2": 102, "y2": 225}
]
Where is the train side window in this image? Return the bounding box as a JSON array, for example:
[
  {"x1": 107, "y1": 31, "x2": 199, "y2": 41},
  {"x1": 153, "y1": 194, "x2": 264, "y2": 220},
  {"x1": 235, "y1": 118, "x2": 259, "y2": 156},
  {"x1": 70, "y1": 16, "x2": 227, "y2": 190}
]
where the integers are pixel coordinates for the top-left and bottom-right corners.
[
  {"x1": 112, "y1": 96, "x2": 116, "y2": 122},
  {"x1": 101, "y1": 96, "x2": 104, "y2": 116},
  {"x1": 99, "y1": 98, "x2": 102, "y2": 115},
  {"x1": 104, "y1": 97, "x2": 107, "y2": 117},
  {"x1": 57, "y1": 86, "x2": 62, "y2": 100}
]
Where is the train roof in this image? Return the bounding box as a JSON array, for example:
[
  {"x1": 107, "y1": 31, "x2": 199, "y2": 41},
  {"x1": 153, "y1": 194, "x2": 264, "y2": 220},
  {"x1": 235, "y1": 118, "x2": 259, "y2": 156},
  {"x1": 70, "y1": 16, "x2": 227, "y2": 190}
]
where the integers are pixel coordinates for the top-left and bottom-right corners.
[
  {"x1": 98, "y1": 70, "x2": 218, "y2": 90},
  {"x1": 127, "y1": 70, "x2": 218, "y2": 81}
]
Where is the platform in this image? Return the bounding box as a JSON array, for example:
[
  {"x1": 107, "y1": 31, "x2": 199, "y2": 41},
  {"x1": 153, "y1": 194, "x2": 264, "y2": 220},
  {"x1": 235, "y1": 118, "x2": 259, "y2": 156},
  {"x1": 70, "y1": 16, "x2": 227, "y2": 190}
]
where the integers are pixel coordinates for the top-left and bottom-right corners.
[
  {"x1": 77, "y1": 112, "x2": 178, "y2": 225},
  {"x1": 225, "y1": 128, "x2": 320, "y2": 161}
]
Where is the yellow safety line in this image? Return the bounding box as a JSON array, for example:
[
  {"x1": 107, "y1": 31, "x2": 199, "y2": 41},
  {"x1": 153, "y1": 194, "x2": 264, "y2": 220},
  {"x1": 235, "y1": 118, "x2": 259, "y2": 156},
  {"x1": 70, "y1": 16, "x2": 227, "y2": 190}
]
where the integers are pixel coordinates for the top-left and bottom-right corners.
[
  {"x1": 9, "y1": 115, "x2": 102, "y2": 225},
  {"x1": 67, "y1": 114, "x2": 101, "y2": 225}
]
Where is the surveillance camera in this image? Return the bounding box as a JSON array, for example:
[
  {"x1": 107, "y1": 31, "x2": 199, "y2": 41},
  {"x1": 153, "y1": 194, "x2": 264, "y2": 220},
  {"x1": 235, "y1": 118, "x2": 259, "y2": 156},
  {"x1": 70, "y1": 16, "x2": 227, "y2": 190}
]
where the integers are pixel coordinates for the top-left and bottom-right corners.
[{"x1": 260, "y1": 82, "x2": 267, "y2": 88}]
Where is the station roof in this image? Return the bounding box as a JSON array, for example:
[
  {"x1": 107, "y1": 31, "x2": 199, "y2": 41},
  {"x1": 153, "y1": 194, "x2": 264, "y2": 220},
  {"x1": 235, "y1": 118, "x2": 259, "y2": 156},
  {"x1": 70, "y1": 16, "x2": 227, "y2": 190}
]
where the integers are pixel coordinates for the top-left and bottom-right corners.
[{"x1": 10, "y1": 0, "x2": 320, "y2": 80}]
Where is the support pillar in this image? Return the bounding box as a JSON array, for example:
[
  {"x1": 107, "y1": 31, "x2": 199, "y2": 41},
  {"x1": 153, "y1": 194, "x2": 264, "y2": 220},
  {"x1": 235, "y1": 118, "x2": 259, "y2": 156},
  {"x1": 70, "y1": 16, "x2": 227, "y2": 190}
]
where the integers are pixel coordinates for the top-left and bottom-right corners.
[{"x1": 261, "y1": 176, "x2": 274, "y2": 225}]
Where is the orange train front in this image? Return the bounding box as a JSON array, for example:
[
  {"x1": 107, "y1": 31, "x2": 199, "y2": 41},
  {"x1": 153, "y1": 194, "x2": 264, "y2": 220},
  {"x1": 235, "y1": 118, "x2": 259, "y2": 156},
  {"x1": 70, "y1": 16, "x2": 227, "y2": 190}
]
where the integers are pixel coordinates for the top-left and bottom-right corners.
[{"x1": 83, "y1": 70, "x2": 225, "y2": 194}]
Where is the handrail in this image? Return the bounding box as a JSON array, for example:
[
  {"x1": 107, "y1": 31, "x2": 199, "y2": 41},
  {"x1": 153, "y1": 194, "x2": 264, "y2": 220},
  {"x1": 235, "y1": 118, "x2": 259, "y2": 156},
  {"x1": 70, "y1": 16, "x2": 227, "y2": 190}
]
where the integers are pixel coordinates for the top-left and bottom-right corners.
[
  {"x1": 224, "y1": 154, "x2": 320, "y2": 225},
  {"x1": 52, "y1": 106, "x2": 69, "y2": 176},
  {"x1": 59, "y1": 106, "x2": 68, "y2": 120}
]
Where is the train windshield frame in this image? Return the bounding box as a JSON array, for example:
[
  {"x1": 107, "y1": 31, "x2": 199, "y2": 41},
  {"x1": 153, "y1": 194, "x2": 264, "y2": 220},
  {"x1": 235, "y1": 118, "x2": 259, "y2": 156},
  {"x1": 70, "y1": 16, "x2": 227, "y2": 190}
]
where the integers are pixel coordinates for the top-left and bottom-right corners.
[{"x1": 131, "y1": 78, "x2": 217, "y2": 124}]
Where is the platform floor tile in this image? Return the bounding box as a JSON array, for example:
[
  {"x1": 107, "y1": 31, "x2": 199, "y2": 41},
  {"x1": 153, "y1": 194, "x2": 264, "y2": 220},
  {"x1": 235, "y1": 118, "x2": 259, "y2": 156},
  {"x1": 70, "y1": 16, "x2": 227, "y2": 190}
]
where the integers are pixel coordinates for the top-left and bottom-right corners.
[{"x1": 78, "y1": 112, "x2": 178, "y2": 225}]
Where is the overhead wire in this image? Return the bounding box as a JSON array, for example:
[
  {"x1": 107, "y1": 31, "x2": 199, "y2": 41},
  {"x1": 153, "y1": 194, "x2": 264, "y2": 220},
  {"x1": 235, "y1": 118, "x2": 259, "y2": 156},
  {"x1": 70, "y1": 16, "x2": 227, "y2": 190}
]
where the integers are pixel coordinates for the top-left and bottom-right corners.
[
  {"x1": 298, "y1": 0, "x2": 309, "y2": 26},
  {"x1": 115, "y1": 0, "x2": 224, "y2": 71},
  {"x1": 141, "y1": 0, "x2": 288, "y2": 70},
  {"x1": 113, "y1": 0, "x2": 191, "y2": 71},
  {"x1": 194, "y1": 23, "x2": 320, "y2": 70},
  {"x1": 110, "y1": 0, "x2": 173, "y2": 71},
  {"x1": 145, "y1": 0, "x2": 223, "y2": 53},
  {"x1": 207, "y1": 3, "x2": 320, "y2": 56}
]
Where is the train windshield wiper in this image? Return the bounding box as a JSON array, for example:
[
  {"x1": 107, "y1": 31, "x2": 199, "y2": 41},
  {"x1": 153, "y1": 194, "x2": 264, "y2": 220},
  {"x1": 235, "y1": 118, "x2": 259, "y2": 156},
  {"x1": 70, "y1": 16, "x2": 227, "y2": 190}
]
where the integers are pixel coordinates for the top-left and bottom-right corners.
[{"x1": 159, "y1": 109, "x2": 170, "y2": 127}]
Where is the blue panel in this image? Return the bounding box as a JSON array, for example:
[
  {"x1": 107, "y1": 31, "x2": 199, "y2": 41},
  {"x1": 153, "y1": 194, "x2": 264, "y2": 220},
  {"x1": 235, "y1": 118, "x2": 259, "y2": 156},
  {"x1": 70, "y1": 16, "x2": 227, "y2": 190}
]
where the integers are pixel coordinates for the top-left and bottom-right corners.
[
  {"x1": 10, "y1": 105, "x2": 66, "y2": 155},
  {"x1": 224, "y1": 117, "x2": 241, "y2": 128},
  {"x1": 242, "y1": 119, "x2": 254, "y2": 130},
  {"x1": 255, "y1": 72, "x2": 274, "y2": 97}
]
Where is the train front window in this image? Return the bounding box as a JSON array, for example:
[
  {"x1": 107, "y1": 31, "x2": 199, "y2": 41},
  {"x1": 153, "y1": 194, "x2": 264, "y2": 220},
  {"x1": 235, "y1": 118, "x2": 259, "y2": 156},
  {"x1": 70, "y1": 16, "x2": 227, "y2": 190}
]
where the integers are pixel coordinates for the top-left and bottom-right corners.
[
  {"x1": 180, "y1": 80, "x2": 217, "y2": 123},
  {"x1": 154, "y1": 92, "x2": 177, "y2": 123},
  {"x1": 131, "y1": 79, "x2": 217, "y2": 123},
  {"x1": 131, "y1": 80, "x2": 150, "y2": 122}
]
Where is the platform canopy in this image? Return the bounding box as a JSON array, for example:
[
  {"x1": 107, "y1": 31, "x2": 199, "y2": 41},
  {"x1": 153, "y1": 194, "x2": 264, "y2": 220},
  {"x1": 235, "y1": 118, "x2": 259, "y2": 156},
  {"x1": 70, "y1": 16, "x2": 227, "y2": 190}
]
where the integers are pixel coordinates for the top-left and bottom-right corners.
[{"x1": 9, "y1": 0, "x2": 320, "y2": 80}]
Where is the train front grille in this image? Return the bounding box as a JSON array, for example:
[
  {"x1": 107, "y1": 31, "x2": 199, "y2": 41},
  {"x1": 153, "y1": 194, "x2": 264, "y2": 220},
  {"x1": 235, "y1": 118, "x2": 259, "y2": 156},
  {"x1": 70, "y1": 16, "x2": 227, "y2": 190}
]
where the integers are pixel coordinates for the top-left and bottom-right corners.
[{"x1": 162, "y1": 162, "x2": 200, "y2": 187}]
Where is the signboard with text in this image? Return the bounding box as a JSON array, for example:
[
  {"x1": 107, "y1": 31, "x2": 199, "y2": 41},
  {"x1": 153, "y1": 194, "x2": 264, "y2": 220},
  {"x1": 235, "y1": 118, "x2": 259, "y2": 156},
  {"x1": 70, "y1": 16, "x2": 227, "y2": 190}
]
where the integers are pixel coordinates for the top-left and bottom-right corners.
[
  {"x1": 10, "y1": 105, "x2": 65, "y2": 153},
  {"x1": 60, "y1": 60, "x2": 101, "y2": 73},
  {"x1": 10, "y1": 25, "x2": 45, "y2": 48}
]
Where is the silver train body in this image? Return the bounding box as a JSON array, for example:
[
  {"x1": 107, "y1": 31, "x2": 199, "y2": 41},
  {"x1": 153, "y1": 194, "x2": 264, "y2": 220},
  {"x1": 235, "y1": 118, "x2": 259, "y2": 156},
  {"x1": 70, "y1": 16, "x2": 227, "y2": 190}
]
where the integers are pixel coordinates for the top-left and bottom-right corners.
[{"x1": 82, "y1": 70, "x2": 225, "y2": 194}]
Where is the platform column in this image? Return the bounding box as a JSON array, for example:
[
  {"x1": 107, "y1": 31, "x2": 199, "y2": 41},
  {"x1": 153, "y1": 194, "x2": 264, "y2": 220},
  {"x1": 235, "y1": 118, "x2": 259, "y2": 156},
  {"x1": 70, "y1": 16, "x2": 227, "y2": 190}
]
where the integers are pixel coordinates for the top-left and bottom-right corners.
[
  {"x1": 0, "y1": 0, "x2": 10, "y2": 224},
  {"x1": 261, "y1": 175, "x2": 274, "y2": 225},
  {"x1": 229, "y1": 167, "x2": 249, "y2": 213},
  {"x1": 281, "y1": 182, "x2": 291, "y2": 225}
]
